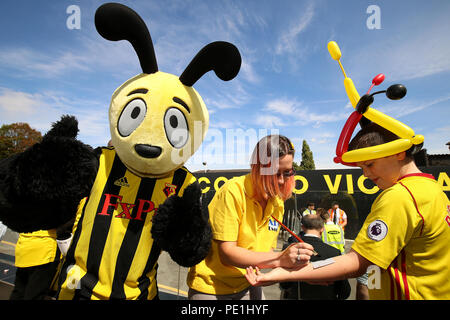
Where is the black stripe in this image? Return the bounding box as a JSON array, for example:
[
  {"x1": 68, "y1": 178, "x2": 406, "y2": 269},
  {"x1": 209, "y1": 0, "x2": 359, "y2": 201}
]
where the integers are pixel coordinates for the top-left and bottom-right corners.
[
  {"x1": 136, "y1": 168, "x2": 189, "y2": 299},
  {"x1": 57, "y1": 197, "x2": 89, "y2": 298},
  {"x1": 138, "y1": 272, "x2": 159, "y2": 300},
  {"x1": 78, "y1": 154, "x2": 127, "y2": 299},
  {"x1": 109, "y1": 177, "x2": 157, "y2": 299},
  {"x1": 137, "y1": 245, "x2": 161, "y2": 300},
  {"x1": 172, "y1": 168, "x2": 188, "y2": 197}
]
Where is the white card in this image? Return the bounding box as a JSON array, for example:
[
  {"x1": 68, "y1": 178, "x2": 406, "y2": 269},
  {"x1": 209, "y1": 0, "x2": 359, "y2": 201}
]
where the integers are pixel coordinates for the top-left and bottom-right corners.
[{"x1": 311, "y1": 258, "x2": 335, "y2": 269}]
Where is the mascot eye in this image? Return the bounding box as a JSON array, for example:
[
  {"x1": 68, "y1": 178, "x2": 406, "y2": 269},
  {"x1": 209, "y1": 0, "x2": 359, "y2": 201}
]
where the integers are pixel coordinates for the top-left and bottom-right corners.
[
  {"x1": 164, "y1": 108, "x2": 189, "y2": 148},
  {"x1": 118, "y1": 98, "x2": 147, "y2": 137}
]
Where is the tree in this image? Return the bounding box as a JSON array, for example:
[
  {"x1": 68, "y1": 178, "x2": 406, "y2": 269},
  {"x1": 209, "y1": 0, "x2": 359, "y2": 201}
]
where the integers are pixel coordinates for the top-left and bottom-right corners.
[
  {"x1": 0, "y1": 122, "x2": 42, "y2": 159},
  {"x1": 292, "y1": 161, "x2": 302, "y2": 172},
  {"x1": 299, "y1": 139, "x2": 315, "y2": 170}
]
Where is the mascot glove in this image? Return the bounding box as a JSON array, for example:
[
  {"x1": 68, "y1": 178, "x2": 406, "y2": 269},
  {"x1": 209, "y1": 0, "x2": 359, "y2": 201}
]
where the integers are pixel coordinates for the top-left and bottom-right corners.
[{"x1": 151, "y1": 181, "x2": 212, "y2": 267}]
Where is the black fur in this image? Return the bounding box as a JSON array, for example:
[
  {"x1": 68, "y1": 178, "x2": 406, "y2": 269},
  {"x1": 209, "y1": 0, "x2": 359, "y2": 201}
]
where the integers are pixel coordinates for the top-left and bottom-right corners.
[
  {"x1": 45, "y1": 115, "x2": 80, "y2": 139},
  {"x1": 152, "y1": 181, "x2": 212, "y2": 267},
  {"x1": 0, "y1": 115, "x2": 98, "y2": 233}
]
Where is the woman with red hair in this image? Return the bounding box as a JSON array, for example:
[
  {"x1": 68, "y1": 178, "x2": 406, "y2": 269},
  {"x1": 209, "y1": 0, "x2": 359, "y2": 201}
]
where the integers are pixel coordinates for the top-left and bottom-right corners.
[{"x1": 187, "y1": 135, "x2": 314, "y2": 300}]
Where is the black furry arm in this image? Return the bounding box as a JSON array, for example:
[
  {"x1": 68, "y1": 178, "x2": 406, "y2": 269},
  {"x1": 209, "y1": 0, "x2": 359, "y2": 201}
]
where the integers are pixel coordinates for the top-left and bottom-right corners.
[
  {"x1": 151, "y1": 181, "x2": 212, "y2": 267},
  {"x1": 0, "y1": 115, "x2": 99, "y2": 233}
]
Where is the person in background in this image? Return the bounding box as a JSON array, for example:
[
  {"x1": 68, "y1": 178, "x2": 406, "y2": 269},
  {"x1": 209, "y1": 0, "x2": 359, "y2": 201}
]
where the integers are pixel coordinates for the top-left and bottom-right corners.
[
  {"x1": 9, "y1": 216, "x2": 74, "y2": 300},
  {"x1": 327, "y1": 201, "x2": 347, "y2": 231},
  {"x1": 280, "y1": 214, "x2": 350, "y2": 300},
  {"x1": 187, "y1": 135, "x2": 314, "y2": 300},
  {"x1": 318, "y1": 208, "x2": 345, "y2": 254},
  {"x1": 356, "y1": 272, "x2": 370, "y2": 300},
  {"x1": 302, "y1": 202, "x2": 316, "y2": 217},
  {"x1": 9, "y1": 229, "x2": 61, "y2": 300}
]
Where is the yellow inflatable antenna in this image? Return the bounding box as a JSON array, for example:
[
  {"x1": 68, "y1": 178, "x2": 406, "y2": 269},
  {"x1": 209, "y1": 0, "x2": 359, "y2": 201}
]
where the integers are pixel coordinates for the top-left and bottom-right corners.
[
  {"x1": 327, "y1": 41, "x2": 360, "y2": 108},
  {"x1": 328, "y1": 41, "x2": 424, "y2": 164}
]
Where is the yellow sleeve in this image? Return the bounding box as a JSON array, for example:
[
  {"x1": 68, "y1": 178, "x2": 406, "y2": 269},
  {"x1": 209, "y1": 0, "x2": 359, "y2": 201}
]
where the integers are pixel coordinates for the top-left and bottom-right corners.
[
  {"x1": 15, "y1": 230, "x2": 58, "y2": 268},
  {"x1": 352, "y1": 186, "x2": 423, "y2": 269},
  {"x1": 208, "y1": 181, "x2": 243, "y2": 242}
]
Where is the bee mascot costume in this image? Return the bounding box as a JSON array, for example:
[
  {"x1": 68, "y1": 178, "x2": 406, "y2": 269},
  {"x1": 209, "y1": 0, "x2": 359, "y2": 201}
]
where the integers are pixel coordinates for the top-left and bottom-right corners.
[{"x1": 0, "y1": 3, "x2": 241, "y2": 300}]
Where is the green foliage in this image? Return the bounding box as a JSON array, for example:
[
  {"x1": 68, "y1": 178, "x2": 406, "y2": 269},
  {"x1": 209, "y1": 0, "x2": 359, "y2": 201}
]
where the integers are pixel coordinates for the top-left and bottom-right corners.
[
  {"x1": 298, "y1": 140, "x2": 315, "y2": 170},
  {"x1": 0, "y1": 122, "x2": 42, "y2": 159}
]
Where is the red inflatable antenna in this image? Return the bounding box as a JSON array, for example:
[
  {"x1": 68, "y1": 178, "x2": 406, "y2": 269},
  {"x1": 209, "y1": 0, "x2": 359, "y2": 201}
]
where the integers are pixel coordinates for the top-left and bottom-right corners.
[{"x1": 366, "y1": 73, "x2": 385, "y2": 94}]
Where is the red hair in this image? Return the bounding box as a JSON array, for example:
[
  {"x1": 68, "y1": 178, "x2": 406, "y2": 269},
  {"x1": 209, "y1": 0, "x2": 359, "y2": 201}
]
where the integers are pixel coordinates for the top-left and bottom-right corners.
[{"x1": 250, "y1": 135, "x2": 295, "y2": 202}]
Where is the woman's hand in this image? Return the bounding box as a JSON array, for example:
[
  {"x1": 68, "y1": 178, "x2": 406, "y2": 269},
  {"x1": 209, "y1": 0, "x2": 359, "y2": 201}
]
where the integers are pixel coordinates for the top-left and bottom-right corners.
[{"x1": 279, "y1": 242, "x2": 314, "y2": 268}]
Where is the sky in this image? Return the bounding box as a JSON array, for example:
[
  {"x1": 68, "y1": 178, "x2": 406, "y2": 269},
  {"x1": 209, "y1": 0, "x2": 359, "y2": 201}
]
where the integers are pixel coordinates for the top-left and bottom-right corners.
[{"x1": 0, "y1": 0, "x2": 449, "y2": 171}]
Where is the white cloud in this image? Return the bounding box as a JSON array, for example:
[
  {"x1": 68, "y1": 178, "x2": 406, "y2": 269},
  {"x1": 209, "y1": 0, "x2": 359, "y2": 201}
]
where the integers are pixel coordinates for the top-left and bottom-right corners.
[
  {"x1": 240, "y1": 60, "x2": 261, "y2": 84},
  {"x1": 275, "y1": 2, "x2": 315, "y2": 55},
  {"x1": 0, "y1": 47, "x2": 92, "y2": 78},
  {"x1": 255, "y1": 114, "x2": 285, "y2": 128},
  {"x1": 310, "y1": 132, "x2": 336, "y2": 145},
  {"x1": 263, "y1": 97, "x2": 349, "y2": 126},
  {"x1": 0, "y1": 87, "x2": 109, "y2": 147},
  {"x1": 0, "y1": 36, "x2": 140, "y2": 80},
  {"x1": 377, "y1": 95, "x2": 450, "y2": 119},
  {"x1": 422, "y1": 126, "x2": 450, "y2": 154},
  {"x1": 265, "y1": 98, "x2": 301, "y2": 115},
  {"x1": 209, "y1": 120, "x2": 240, "y2": 130},
  {"x1": 0, "y1": 87, "x2": 47, "y2": 116},
  {"x1": 348, "y1": 11, "x2": 450, "y2": 83}
]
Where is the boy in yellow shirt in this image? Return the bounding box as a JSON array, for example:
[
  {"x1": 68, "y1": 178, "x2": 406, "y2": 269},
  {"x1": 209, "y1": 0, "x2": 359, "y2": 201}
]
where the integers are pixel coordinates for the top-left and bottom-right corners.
[{"x1": 246, "y1": 123, "x2": 450, "y2": 300}]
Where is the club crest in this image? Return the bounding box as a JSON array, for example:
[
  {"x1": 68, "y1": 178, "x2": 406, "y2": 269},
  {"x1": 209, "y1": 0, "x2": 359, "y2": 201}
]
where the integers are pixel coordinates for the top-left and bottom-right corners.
[{"x1": 163, "y1": 183, "x2": 178, "y2": 197}]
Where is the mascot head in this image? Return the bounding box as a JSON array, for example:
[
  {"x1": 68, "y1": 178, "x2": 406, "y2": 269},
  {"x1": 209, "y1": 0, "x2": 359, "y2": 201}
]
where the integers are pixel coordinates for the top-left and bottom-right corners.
[{"x1": 95, "y1": 3, "x2": 241, "y2": 177}]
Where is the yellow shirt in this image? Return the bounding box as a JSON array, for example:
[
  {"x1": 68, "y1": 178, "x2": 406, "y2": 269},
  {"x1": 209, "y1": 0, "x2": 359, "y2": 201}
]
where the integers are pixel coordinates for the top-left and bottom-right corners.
[
  {"x1": 352, "y1": 173, "x2": 450, "y2": 300},
  {"x1": 187, "y1": 174, "x2": 284, "y2": 295},
  {"x1": 58, "y1": 148, "x2": 196, "y2": 300},
  {"x1": 15, "y1": 229, "x2": 58, "y2": 268}
]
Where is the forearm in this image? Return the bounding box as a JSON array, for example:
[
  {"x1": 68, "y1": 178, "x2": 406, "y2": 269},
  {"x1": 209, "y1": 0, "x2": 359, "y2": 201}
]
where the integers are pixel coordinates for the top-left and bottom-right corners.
[
  {"x1": 261, "y1": 250, "x2": 368, "y2": 283},
  {"x1": 219, "y1": 243, "x2": 282, "y2": 269}
]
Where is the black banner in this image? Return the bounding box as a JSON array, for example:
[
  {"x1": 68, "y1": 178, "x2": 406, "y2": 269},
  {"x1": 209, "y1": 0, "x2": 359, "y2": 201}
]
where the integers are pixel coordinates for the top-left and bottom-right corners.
[{"x1": 193, "y1": 166, "x2": 450, "y2": 240}]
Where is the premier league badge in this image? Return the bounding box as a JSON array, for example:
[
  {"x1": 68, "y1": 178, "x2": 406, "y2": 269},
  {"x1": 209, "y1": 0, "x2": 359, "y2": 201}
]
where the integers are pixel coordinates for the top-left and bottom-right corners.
[{"x1": 367, "y1": 220, "x2": 388, "y2": 241}]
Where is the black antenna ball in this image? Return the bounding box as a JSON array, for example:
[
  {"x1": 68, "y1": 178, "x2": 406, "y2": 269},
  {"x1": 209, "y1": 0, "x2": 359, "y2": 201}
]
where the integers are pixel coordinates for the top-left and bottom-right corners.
[{"x1": 386, "y1": 84, "x2": 407, "y2": 100}]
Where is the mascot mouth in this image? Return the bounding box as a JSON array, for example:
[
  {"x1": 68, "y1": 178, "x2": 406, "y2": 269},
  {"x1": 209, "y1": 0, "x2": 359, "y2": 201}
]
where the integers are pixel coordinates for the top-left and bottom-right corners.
[{"x1": 134, "y1": 144, "x2": 162, "y2": 158}]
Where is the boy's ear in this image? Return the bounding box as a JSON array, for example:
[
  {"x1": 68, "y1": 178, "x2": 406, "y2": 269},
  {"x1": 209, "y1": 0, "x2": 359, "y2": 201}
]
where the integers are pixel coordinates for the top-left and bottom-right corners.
[{"x1": 396, "y1": 151, "x2": 406, "y2": 161}]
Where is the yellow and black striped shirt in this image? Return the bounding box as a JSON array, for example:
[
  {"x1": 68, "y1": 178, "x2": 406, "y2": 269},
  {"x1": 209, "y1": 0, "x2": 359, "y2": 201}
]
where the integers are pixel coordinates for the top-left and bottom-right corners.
[{"x1": 57, "y1": 147, "x2": 195, "y2": 300}]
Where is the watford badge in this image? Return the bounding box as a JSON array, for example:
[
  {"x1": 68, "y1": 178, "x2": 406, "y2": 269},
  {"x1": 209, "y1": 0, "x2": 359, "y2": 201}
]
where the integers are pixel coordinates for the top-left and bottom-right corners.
[{"x1": 163, "y1": 183, "x2": 177, "y2": 198}]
